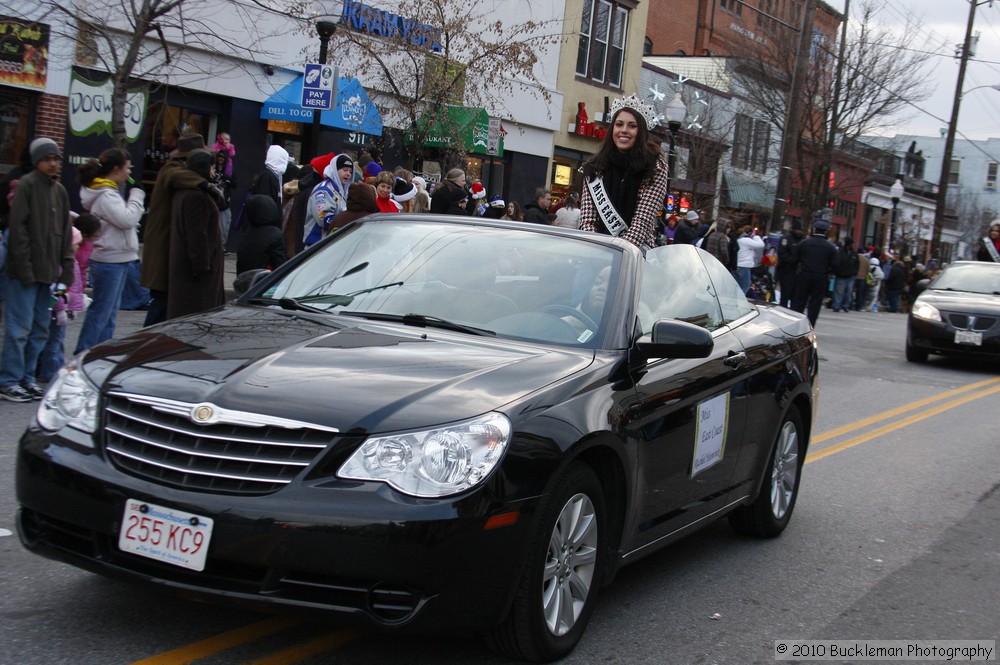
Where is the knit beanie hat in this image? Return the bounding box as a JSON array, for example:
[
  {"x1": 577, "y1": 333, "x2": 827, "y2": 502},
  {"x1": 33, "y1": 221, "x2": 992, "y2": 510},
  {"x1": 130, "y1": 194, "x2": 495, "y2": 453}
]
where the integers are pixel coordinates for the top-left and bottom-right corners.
[
  {"x1": 489, "y1": 195, "x2": 505, "y2": 208},
  {"x1": 30, "y1": 137, "x2": 60, "y2": 165},
  {"x1": 334, "y1": 154, "x2": 354, "y2": 172},
  {"x1": 392, "y1": 177, "x2": 417, "y2": 202}
]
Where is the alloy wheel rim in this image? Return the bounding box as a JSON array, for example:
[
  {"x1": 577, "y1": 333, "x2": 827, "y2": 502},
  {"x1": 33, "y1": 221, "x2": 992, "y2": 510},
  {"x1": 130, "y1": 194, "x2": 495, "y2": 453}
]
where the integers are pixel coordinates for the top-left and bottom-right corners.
[
  {"x1": 542, "y1": 492, "x2": 598, "y2": 636},
  {"x1": 770, "y1": 421, "x2": 800, "y2": 519}
]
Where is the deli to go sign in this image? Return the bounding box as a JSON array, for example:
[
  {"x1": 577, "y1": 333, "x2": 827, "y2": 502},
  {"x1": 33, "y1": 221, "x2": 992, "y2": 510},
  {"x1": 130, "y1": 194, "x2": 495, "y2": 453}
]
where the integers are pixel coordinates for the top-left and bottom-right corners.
[{"x1": 68, "y1": 71, "x2": 148, "y2": 142}]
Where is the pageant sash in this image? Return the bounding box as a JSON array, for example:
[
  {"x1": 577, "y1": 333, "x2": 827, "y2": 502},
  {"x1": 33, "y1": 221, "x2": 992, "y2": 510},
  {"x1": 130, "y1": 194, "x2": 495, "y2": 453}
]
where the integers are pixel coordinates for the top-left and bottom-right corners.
[
  {"x1": 982, "y1": 237, "x2": 1000, "y2": 263},
  {"x1": 586, "y1": 176, "x2": 628, "y2": 237}
]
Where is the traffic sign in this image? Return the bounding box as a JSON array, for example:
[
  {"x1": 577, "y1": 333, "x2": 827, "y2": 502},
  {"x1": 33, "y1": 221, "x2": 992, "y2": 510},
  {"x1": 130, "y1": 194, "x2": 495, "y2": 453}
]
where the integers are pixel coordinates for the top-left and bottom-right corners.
[{"x1": 302, "y1": 63, "x2": 337, "y2": 111}]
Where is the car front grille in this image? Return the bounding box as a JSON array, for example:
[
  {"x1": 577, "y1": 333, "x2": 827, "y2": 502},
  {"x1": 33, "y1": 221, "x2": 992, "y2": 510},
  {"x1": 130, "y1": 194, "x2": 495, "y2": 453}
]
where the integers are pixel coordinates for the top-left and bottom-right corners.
[
  {"x1": 946, "y1": 314, "x2": 997, "y2": 331},
  {"x1": 103, "y1": 392, "x2": 338, "y2": 495}
]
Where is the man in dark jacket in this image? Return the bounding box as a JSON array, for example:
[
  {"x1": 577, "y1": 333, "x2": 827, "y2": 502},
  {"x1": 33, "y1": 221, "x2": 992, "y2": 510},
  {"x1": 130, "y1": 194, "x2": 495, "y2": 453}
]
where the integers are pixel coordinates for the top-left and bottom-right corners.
[
  {"x1": 522, "y1": 187, "x2": 552, "y2": 224},
  {"x1": 672, "y1": 210, "x2": 702, "y2": 245},
  {"x1": 831, "y1": 237, "x2": 859, "y2": 312},
  {"x1": 791, "y1": 213, "x2": 839, "y2": 327},
  {"x1": 884, "y1": 259, "x2": 907, "y2": 312},
  {"x1": 776, "y1": 219, "x2": 805, "y2": 308},
  {"x1": 236, "y1": 195, "x2": 287, "y2": 275},
  {"x1": 1, "y1": 138, "x2": 75, "y2": 402}
]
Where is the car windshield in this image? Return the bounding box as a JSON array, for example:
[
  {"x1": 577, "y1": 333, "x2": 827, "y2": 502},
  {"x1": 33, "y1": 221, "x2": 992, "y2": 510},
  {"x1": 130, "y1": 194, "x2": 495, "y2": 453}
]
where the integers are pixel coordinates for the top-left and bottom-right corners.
[
  {"x1": 930, "y1": 263, "x2": 1000, "y2": 295},
  {"x1": 258, "y1": 219, "x2": 622, "y2": 348}
]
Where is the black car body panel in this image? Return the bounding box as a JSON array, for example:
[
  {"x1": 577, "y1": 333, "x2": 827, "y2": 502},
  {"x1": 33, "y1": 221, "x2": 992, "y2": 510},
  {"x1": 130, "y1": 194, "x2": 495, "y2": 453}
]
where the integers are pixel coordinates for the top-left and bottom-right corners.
[{"x1": 16, "y1": 217, "x2": 817, "y2": 640}]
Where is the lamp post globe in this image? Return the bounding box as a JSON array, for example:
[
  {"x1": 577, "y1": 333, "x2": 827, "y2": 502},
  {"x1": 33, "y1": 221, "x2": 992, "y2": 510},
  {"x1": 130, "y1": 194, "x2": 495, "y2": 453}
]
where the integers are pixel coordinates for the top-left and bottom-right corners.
[
  {"x1": 889, "y1": 177, "x2": 904, "y2": 253},
  {"x1": 310, "y1": 21, "x2": 337, "y2": 160},
  {"x1": 664, "y1": 92, "x2": 686, "y2": 202}
]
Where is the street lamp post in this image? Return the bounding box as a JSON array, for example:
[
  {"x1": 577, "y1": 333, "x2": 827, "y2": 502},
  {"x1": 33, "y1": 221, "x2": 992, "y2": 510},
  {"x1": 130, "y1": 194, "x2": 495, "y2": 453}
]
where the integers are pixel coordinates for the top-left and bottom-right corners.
[
  {"x1": 310, "y1": 21, "x2": 337, "y2": 161},
  {"x1": 889, "y1": 177, "x2": 904, "y2": 255},
  {"x1": 664, "y1": 92, "x2": 686, "y2": 202}
]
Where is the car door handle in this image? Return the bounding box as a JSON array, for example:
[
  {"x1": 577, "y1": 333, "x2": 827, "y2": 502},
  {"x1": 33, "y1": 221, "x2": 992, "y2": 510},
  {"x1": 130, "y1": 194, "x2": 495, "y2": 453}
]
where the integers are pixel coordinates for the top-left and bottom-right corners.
[{"x1": 724, "y1": 351, "x2": 747, "y2": 369}]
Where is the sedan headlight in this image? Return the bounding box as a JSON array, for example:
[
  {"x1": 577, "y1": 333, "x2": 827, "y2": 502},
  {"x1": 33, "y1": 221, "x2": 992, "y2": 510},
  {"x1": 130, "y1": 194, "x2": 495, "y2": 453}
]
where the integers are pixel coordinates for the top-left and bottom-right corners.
[
  {"x1": 338, "y1": 413, "x2": 512, "y2": 497},
  {"x1": 911, "y1": 300, "x2": 941, "y2": 322},
  {"x1": 36, "y1": 360, "x2": 100, "y2": 436}
]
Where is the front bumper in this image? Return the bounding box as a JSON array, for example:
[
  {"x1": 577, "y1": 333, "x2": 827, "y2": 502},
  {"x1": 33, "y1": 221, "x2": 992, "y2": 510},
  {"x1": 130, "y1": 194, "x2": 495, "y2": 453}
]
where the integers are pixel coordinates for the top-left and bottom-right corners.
[
  {"x1": 16, "y1": 426, "x2": 536, "y2": 631},
  {"x1": 907, "y1": 316, "x2": 1000, "y2": 359}
]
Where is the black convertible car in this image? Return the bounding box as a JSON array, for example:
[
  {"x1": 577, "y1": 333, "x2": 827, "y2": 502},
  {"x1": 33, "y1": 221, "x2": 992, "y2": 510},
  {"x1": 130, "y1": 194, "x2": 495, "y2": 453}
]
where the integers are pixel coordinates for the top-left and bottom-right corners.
[{"x1": 17, "y1": 215, "x2": 818, "y2": 662}]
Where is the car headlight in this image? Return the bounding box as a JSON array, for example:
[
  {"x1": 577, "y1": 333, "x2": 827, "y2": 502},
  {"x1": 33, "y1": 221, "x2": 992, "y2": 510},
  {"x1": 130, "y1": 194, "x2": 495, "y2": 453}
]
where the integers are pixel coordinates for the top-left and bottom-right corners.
[
  {"x1": 911, "y1": 300, "x2": 941, "y2": 322},
  {"x1": 36, "y1": 360, "x2": 100, "y2": 436},
  {"x1": 338, "y1": 413, "x2": 512, "y2": 498}
]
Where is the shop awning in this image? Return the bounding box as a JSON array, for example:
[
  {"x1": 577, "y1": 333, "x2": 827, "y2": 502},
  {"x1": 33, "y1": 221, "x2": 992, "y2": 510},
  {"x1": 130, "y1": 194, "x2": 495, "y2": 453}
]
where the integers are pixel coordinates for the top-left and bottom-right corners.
[
  {"x1": 722, "y1": 171, "x2": 775, "y2": 211},
  {"x1": 260, "y1": 76, "x2": 382, "y2": 136},
  {"x1": 419, "y1": 106, "x2": 504, "y2": 156}
]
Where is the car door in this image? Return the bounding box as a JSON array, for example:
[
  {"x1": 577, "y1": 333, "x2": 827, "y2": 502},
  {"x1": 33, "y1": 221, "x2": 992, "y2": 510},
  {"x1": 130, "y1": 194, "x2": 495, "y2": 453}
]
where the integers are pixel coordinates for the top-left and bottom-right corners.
[{"x1": 622, "y1": 245, "x2": 751, "y2": 554}]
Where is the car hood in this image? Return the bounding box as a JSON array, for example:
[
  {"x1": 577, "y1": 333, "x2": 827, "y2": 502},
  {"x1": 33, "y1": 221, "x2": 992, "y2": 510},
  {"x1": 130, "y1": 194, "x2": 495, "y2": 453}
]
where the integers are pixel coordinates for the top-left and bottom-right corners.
[
  {"x1": 917, "y1": 289, "x2": 1000, "y2": 316},
  {"x1": 82, "y1": 306, "x2": 596, "y2": 433}
]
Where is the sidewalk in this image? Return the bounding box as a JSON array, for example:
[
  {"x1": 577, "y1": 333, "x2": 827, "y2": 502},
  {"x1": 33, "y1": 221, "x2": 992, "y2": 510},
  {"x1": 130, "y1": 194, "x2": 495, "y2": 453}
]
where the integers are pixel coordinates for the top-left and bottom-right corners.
[{"x1": 58, "y1": 251, "x2": 242, "y2": 355}]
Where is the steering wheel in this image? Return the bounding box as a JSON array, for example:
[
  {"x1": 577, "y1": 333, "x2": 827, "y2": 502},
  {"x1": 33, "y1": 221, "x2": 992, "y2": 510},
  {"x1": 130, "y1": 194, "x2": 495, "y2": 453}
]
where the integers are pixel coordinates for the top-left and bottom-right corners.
[{"x1": 537, "y1": 304, "x2": 599, "y2": 332}]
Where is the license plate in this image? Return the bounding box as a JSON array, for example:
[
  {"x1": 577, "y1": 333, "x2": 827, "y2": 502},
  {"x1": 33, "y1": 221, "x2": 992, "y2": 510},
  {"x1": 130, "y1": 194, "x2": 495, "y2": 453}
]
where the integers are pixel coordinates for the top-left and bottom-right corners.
[
  {"x1": 955, "y1": 330, "x2": 982, "y2": 346},
  {"x1": 118, "y1": 499, "x2": 213, "y2": 571}
]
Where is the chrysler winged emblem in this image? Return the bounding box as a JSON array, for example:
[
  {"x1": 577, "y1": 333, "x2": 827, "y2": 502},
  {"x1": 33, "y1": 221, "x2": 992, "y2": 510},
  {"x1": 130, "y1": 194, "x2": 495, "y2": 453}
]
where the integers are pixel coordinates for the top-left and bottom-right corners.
[{"x1": 191, "y1": 404, "x2": 215, "y2": 424}]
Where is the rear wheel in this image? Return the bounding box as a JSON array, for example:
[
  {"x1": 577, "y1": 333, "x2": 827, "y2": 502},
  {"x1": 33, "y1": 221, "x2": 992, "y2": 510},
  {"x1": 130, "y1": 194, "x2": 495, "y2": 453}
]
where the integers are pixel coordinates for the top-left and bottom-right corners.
[
  {"x1": 484, "y1": 463, "x2": 606, "y2": 662},
  {"x1": 729, "y1": 408, "x2": 804, "y2": 538}
]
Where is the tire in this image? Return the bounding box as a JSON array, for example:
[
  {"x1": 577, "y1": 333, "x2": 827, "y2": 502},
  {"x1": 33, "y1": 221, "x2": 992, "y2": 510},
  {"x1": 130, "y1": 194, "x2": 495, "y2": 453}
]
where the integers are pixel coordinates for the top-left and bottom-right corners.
[
  {"x1": 906, "y1": 343, "x2": 928, "y2": 363},
  {"x1": 729, "y1": 408, "x2": 804, "y2": 538},
  {"x1": 483, "y1": 463, "x2": 606, "y2": 662}
]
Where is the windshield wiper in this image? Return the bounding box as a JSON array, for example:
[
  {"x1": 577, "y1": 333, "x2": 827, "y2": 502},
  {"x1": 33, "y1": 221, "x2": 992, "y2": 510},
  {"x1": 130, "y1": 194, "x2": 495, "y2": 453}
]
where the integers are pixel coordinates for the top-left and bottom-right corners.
[
  {"x1": 294, "y1": 281, "x2": 405, "y2": 307},
  {"x1": 339, "y1": 311, "x2": 496, "y2": 336},
  {"x1": 277, "y1": 297, "x2": 329, "y2": 314}
]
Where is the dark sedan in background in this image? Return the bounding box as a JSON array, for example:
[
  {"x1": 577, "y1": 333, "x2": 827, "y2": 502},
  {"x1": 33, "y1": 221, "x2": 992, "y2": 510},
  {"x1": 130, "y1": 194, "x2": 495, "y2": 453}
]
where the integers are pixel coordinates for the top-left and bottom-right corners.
[
  {"x1": 907, "y1": 260, "x2": 1000, "y2": 363},
  {"x1": 17, "y1": 215, "x2": 818, "y2": 662}
]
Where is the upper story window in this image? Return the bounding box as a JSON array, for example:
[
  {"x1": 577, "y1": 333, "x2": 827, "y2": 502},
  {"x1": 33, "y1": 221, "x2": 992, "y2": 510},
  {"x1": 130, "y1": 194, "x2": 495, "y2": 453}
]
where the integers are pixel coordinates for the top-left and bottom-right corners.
[
  {"x1": 987, "y1": 162, "x2": 997, "y2": 189},
  {"x1": 577, "y1": 0, "x2": 630, "y2": 87},
  {"x1": 721, "y1": 0, "x2": 744, "y2": 16},
  {"x1": 731, "y1": 114, "x2": 770, "y2": 173},
  {"x1": 948, "y1": 159, "x2": 961, "y2": 186}
]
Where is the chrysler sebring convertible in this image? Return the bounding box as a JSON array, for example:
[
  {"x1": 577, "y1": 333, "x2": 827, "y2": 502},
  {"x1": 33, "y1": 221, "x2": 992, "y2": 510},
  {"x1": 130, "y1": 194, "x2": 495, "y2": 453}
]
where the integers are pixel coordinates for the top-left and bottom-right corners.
[{"x1": 17, "y1": 215, "x2": 818, "y2": 662}]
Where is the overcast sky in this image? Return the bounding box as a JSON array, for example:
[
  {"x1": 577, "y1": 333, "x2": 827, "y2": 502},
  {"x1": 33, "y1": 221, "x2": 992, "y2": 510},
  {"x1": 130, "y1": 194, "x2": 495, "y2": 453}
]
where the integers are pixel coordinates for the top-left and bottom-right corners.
[{"x1": 825, "y1": 0, "x2": 1000, "y2": 142}]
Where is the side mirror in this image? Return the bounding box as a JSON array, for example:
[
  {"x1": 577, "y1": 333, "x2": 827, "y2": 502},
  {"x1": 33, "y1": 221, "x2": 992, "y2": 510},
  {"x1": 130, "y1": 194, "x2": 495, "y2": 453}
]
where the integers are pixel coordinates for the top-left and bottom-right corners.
[
  {"x1": 234, "y1": 269, "x2": 271, "y2": 297},
  {"x1": 912, "y1": 278, "x2": 931, "y2": 298},
  {"x1": 637, "y1": 319, "x2": 714, "y2": 359}
]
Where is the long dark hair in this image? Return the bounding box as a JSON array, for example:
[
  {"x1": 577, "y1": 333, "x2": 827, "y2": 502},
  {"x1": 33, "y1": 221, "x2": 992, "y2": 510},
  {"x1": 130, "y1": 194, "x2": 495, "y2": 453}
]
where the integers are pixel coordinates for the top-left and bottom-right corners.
[
  {"x1": 78, "y1": 147, "x2": 130, "y2": 186},
  {"x1": 581, "y1": 108, "x2": 661, "y2": 181}
]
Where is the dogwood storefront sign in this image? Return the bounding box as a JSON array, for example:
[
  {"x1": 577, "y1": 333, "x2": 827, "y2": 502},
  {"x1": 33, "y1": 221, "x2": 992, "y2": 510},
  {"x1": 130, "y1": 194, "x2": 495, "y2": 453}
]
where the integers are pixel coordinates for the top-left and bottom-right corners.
[{"x1": 68, "y1": 71, "x2": 148, "y2": 142}]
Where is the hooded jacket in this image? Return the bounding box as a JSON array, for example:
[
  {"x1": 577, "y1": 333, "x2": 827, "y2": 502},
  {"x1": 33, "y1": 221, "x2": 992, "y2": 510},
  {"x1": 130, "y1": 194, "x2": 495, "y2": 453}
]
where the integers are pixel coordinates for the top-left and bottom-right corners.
[
  {"x1": 80, "y1": 179, "x2": 145, "y2": 263},
  {"x1": 140, "y1": 160, "x2": 206, "y2": 292},
  {"x1": 303, "y1": 156, "x2": 350, "y2": 246},
  {"x1": 328, "y1": 182, "x2": 379, "y2": 233},
  {"x1": 237, "y1": 194, "x2": 287, "y2": 274},
  {"x1": 251, "y1": 145, "x2": 289, "y2": 209}
]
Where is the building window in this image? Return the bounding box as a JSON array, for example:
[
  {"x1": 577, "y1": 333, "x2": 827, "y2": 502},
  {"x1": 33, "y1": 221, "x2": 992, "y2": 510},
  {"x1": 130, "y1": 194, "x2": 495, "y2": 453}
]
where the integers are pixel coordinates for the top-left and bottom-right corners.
[
  {"x1": 721, "y1": 0, "x2": 743, "y2": 16},
  {"x1": 834, "y1": 199, "x2": 857, "y2": 221},
  {"x1": 948, "y1": 159, "x2": 961, "y2": 186},
  {"x1": 644, "y1": 36, "x2": 653, "y2": 56},
  {"x1": 577, "y1": 0, "x2": 630, "y2": 87},
  {"x1": 987, "y1": 162, "x2": 997, "y2": 189},
  {"x1": 731, "y1": 114, "x2": 769, "y2": 173}
]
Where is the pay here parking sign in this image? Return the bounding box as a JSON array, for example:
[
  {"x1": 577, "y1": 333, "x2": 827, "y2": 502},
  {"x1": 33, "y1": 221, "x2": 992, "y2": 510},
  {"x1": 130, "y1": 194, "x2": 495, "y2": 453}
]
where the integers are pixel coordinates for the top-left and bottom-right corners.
[{"x1": 302, "y1": 63, "x2": 337, "y2": 110}]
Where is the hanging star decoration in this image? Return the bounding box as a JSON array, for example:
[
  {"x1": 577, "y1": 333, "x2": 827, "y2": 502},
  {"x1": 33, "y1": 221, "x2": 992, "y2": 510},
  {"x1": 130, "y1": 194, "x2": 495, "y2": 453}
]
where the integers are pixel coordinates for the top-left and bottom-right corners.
[
  {"x1": 648, "y1": 84, "x2": 666, "y2": 102},
  {"x1": 687, "y1": 90, "x2": 708, "y2": 131}
]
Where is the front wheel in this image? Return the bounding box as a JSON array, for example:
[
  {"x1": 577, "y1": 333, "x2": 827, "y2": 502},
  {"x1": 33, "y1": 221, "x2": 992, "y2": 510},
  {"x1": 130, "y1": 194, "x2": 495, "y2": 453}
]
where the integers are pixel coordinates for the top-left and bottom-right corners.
[
  {"x1": 906, "y1": 342, "x2": 928, "y2": 363},
  {"x1": 483, "y1": 463, "x2": 606, "y2": 662},
  {"x1": 729, "y1": 408, "x2": 804, "y2": 538}
]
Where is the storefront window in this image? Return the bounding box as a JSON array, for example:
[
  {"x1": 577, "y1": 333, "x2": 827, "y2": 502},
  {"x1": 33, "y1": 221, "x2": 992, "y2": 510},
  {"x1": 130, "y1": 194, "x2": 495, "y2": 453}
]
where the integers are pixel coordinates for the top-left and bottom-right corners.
[
  {"x1": 142, "y1": 101, "x2": 210, "y2": 182},
  {"x1": 0, "y1": 88, "x2": 32, "y2": 174}
]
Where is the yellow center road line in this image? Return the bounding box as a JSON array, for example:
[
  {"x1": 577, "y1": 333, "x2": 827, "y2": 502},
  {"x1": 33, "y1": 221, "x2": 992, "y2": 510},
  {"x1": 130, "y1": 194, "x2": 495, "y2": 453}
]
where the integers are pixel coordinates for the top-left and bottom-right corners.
[
  {"x1": 806, "y1": 383, "x2": 1000, "y2": 464},
  {"x1": 811, "y1": 376, "x2": 1000, "y2": 445},
  {"x1": 243, "y1": 630, "x2": 364, "y2": 665},
  {"x1": 130, "y1": 616, "x2": 304, "y2": 665}
]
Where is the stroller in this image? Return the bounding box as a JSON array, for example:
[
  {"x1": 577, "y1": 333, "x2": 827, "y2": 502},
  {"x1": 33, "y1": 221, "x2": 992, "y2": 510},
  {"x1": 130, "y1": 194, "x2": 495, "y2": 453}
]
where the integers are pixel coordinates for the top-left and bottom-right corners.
[{"x1": 747, "y1": 265, "x2": 775, "y2": 302}]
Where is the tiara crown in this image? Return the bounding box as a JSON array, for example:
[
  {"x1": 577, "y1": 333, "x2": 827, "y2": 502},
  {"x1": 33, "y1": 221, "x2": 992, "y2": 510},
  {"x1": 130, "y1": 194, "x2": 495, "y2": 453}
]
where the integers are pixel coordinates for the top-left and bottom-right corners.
[{"x1": 608, "y1": 94, "x2": 660, "y2": 130}]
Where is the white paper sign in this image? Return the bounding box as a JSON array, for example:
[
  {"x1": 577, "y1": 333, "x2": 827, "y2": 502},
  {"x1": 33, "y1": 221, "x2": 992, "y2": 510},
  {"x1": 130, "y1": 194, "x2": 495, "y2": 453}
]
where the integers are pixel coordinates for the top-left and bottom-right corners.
[{"x1": 692, "y1": 393, "x2": 729, "y2": 477}]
